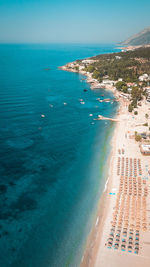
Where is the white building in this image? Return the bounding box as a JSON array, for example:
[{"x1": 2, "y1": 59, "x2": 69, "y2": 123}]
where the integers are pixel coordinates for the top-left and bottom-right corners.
[
  {"x1": 82, "y1": 59, "x2": 97, "y2": 64},
  {"x1": 102, "y1": 79, "x2": 115, "y2": 86},
  {"x1": 140, "y1": 144, "x2": 150, "y2": 155},
  {"x1": 79, "y1": 65, "x2": 85, "y2": 71},
  {"x1": 115, "y1": 56, "x2": 122, "y2": 60},
  {"x1": 146, "y1": 87, "x2": 150, "y2": 102},
  {"x1": 128, "y1": 87, "x2": 132, "y2": 93},
  {"x1": 139, "y1": 73, "x2": 150, "y2": 82}
]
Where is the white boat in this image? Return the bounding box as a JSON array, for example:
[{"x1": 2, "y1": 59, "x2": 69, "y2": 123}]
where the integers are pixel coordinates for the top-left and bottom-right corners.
[
  {"x1": 89, "y1": 114, "x2": 93, "y2": 116},
  {"x1": 80, "y1": 101, "x2": 85, "y2": 104},
  {"x1": 41, "y1": 114, "x2": 45, "y2": 118},
  {"x1": 64, "y1": 102, "x2": 67, "y2": 105}
]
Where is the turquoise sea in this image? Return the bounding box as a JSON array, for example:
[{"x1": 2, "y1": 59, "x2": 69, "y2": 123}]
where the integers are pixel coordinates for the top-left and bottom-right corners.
[{"x1": 0, "y1": 44, "x2": 118, "y2": 267}]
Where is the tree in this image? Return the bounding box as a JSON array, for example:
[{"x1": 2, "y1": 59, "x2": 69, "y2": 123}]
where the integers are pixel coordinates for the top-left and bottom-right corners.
[
  {"x1": 92, "y1": 70, "x2": 100, "y2": 79},
  {"x1": 122, "y1": 85, "x2": 128, "y2": 93},
  {"x1": 116, "y1": 81, "x2": 127, "y2": 91},
  {"x1": 131, "y1": 87, "x2": 142, "y2": 101},
  {"x1": 131, "y1": 99, "x2": 137, "y2": 108},
  {"x1": 145, "y1": 113, "x2": 149, "y2": 119},
  {"x1": 87, "y1": 65, "x2": 95, "y2": 73},
  {"x1": 135, "y1": 135, "x2": 142, "y2": 142},
  {"x1": 75, "y1": 66, "x2": 79, "y2": 71},
  {"x1": 128, "y1": 104, "x2": 133, "y2": 112}
]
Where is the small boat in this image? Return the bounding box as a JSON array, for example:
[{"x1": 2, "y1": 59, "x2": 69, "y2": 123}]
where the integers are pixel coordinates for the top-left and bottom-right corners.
[
  {"x1": 79, "y1": 99, "x2": 84, "y2": 102},
  {"x1": 41, "y1": 114, "x2": 45, "y2": 118},
  {"x1": 83, "y1": 89, "x2": 88, "y2": 92},
  {"x1": 63, "y1": 102, "x2": 67, "y2": 105},
  {"x1": 49, "y1": 104, "x2": 53, "y2": 108},
  {"x1": 89, "y1": 114, "x2": 93, "y2": 116},
  {"x1": 80, "y1": 101, "x2": 85, "y2": 104}
]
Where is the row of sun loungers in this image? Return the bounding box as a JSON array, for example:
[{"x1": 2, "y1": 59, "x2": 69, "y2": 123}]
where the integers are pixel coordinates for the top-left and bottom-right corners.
[{"x1": 106, "y1": 153, "x2": 148, "y2": 254}]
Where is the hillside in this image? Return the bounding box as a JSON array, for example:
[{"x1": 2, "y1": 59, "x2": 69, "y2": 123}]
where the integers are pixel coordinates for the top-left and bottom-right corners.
[
  {"x1": 61, "y1": 46, "x2": 150, "y2": 112},
  {"x1": 84, "y1": 46, "x2": 150, "y2": 82},
  {"x1": 120, "y1": 27, "x2": 150, "y2": 46},
  {"x1": 63, "y1": 46, "x2": 150, "y2": 83}
]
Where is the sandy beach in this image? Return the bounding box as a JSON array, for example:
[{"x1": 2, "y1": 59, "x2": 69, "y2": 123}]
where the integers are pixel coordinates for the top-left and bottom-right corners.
[
  {"x1": 80, "y1": 92, "x2": 150, "y2": 267},
  {"x1": 60, "y1": 59, "x2": 150, "y2": 267}
]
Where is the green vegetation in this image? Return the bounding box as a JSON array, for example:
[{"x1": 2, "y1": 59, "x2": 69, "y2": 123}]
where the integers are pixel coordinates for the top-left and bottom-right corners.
[
  {"x1": 75, "y1": 66, "x2": 79, "y2": 71},
  {"x1": 78, "y1": 47, "x2": 150, "y2": 112},
  {"x1": 116, "y1": 81, "x2": 128, "y2": 93},
  {"x1": 135, "y1": 131, "x2": 142, "y2": 142},
  {"x1": 134, "y1": 111, "x2": 138, "y2": 115},
  {"x1": 143, "y1": 122, "x2": 148, "y2": 126},
  {"x1": 135, "y1": 135, "x2": 142, "y2": 142},
  {"x1": 79, "y1": 47, "x2": 150, "y2": 82},
  {"x1": 92, "y1": 70, "x2": 102, "y2": 82},
  {"x1": 130, "y1": 86, "x2": 143, "y2": 108},
  {"x1": 128, "y1": 104, "x2": 133, "y2": 112},
  {"x1": 86, "y1": 65, "x2": 95, "y2": 73},
  {"x1": 145, "y1": 113, "x2": 149, "y2": 119}
]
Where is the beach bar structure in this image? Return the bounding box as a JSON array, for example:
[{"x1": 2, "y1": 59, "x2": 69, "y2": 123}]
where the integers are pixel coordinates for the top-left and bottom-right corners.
[{"x1": 140, "y1": 144, "x2": 150, "y2": 155}]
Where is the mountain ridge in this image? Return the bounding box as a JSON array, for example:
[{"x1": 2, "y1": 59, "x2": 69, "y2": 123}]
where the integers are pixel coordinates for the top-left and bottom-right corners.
[{"x1": 120, "y1": 26, "x2": 150, "y2": 46}]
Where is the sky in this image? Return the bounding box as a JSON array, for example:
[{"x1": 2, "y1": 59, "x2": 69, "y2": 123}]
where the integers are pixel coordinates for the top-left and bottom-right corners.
[{"x1": 0, "y1": 0, "x2": 150, "y2": 44}]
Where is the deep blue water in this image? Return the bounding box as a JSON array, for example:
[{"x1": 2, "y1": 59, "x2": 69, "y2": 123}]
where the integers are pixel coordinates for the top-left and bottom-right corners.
[{"x1": 0, "y1": 44, "x2": 118, "y2": 267}]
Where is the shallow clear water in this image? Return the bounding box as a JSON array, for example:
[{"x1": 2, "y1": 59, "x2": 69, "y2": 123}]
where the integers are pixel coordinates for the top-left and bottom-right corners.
[{"x1": 0, "y1": 44, "x2": 118, "y2": 267}]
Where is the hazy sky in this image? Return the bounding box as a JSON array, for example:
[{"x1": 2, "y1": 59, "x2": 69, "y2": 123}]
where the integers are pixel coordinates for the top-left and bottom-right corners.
[{"x1": 0, "y1": 0, "x2": 150, "y2": 43}]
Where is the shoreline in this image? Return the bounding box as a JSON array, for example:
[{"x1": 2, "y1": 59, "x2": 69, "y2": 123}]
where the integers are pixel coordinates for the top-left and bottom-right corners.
[
  {"x1": 80, "y1": 89, "x2": 150, "y2": 267},
  {"x1": 80, "y1": 99, "x2": 121, "y2": 267},
  {"x1": 59, "y1": 61, "x2": 123, "y2": 266},
  {"x1": 59, "y1": 65, "x2": 117, "y2": 92},
  {"x1": 59, "y1": 60, "x2": 125, "y2": 267},
  {"x1": 60, "y1": 50, "x2": 150, "y2": 267},
  {"x1": 94, "y1": 97, "x2": 150, "y2": 267}
]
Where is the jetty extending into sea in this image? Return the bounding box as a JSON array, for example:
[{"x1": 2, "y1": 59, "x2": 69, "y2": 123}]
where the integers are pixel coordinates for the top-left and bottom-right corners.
[{"x1": 94, "y1": 115, "x2": 120, "y2": 122}]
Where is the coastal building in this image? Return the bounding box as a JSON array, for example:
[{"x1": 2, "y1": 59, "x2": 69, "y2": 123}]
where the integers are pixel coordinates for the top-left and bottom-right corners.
[
  {"x1": 139, "y1": 73, "x2": 150, "y2": 82},
  {"x1": 115, "y1": 56, "x2": 122, "y2": 59},
  {"x1": 140, "y1": 144, "x2": 150, "y2": 155},
  {"x1": 127, "y1": 82, "x2": 136, "y2": 87},
  {"x1": 146, "y1": 87, "x2": 150, "y2": 102},
  {"x1": 79, "y1": 65, "x2": 85, "y2": 71},
  {"x1": 127, "y1": 87, "x2": 132, "y2": 93},
  {"x1": 102, "y1": 79, "x2": 116, "y2": 86},
  {"x1": 81, "y1": 59, "x2": 97, "y2": 64},
  {"x1": 139, "y1": 133, "x2": 147, "y2": 139},
  {"x1": 119, "y1": 93, "x2": 129, "y2": 99}
]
